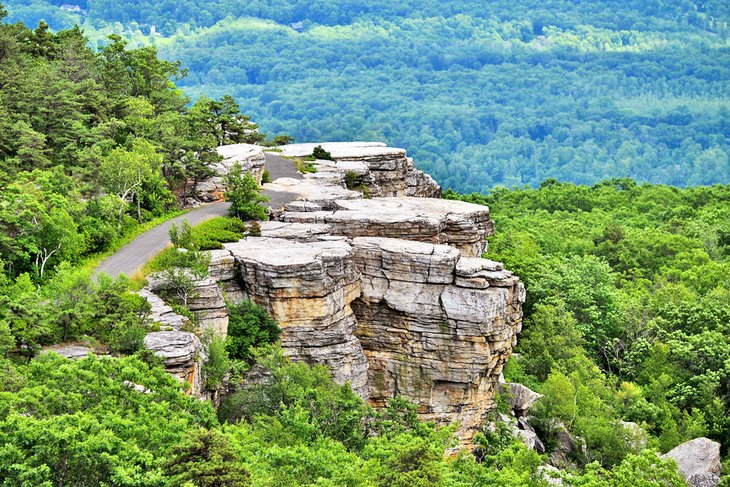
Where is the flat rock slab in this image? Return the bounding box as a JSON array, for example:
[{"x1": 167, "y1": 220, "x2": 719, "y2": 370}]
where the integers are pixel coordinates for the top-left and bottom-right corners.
[
  {"x1": 42, "y1": 344, "x2": 97, "y2": 360},
  {"x1": 280, "y1": 142, "x2": 396, "y2": 159},
  {"x1": 281, "y1": 197, "x2": 493, "y2": 257},
  {"x1": 263, "y1": 177, "x2": 362, "y2": 209}
]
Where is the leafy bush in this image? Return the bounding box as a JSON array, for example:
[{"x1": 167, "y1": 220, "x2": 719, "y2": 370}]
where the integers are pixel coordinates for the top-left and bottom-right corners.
[
  {"x1": 344, "y1": 170, "x2": 359, "y2": 189},
  {"x1": 202, "y1": 330, "x2": 231, "y2": 390},
  {"x1": 109, "y1": 322, "x2": 148, "y2": 355},
  {"x1": 224, "y1": 163, "x2": 269, "y2": 221},
  {"x1": 191, "y1": 217, "x2": 247, "y2": 250},
  {"x1": 312, "y1": 145, "x2": 334, "y2": 161},
  {"x1": 225, "y1": 300, "x2": 280, "y2": 362}
]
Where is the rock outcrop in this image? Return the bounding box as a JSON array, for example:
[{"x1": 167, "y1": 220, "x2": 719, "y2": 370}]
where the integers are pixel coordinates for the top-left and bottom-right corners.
[
  {"x1": 662, "y1": 438, "x2": 722, "y2": 487},
  {"x1": 194, "y1": 144, "x2": 266, "y2": 202},
  {"x1": 223, "y1": 236, "x2": 370, "y2": 398},
  {"x1": 144, "y1": 331, "x2": 205, "y2": 397},
  {"x1": 146, "y1": 274, "x2": 229, "y2": 336},
  {"x1": 279, "y1": 142, "x2": 441, "y2": 198},
  {"x1": 350, "y1": 236, "x2": 524, "y2": 441},
  {"x1": 203, "y1": 211, "x2": 522, "y2": 442},
  {"x1": 137, "y1": 288, "x2": 205, "y2": 397},
  {"x1": 281, "y1": 197, "x2": 494, "y2": 257},
  {"x1": 142, "y1": 140, "x2": 523, "y2": 445}
]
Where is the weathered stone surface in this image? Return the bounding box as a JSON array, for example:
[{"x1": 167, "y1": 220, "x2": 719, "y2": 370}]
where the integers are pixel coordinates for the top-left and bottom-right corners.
[
  {"x1": 518, "y1": 429, "x2": 546, "y2": 453},
  {"x1": 350, "y1": 237, "x2": 524, "y2": 443},
  {"x1": 144, "y1": 331, "x2": 204, "y2": 396},
  {"x1": 281, "y1": 197, "x2": 494, "y2": 257},
  {"x1": 258, "y1": 221, "x2": 333, "y2": 242},
  {"x1": 500, "y1": 382, "x2": 543, "y2": 417},
  {"x1": 279, "y1": 142, "x2": 441, "y2": 198},
  {"x1": 146, "y1": 273, "x2": 228, "y2": 336},
  {"x1": 42, "y1": 344, "x2": 97, "y2": 360},
  {"x1": 550, "y1": 424, "x2": 588, "y2": 469},
  {"x1": 223, "y1": 237, "x2": 370, "y2": 398},
  {"x1": 138, "y1": 288, "x2": 189, "y2": 331},
  {"x1": 194, "y1": 144, "x2": 266, "y2": 202},
  {"x1": 662, "y1": 438, "x2": 722, "y2": 487},
  {"x1": 263, "y1": 177, "x2": 362, "y2": 210}
]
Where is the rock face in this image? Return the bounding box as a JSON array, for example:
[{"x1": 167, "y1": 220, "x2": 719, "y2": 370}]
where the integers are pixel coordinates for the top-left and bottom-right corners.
[
  {"x1": 662, "y1": 438, "x2": 722, "y2": 487},
  {"x1": 146, "y1": 274, "x2": 229, "y2": 336},
  {"x1": 350, "y1": 236, "x2": 524, "y2": 441},
  {"x1": 137, "y1": 288, "x2": 205, "y2": 397},
  {"x1": 144, "y1": 331, "x2": 205, "y2": 397},
  {"x1": 194, "y1": 144, "x2": 266, "y2": 202},
  {"x1": 140, "y1": 140, "x2": 523, "y2": 445},
  {"x1": 223, "y1": 237, "x2": 370, "y2": 398},
  {"x1": 281, "y1": 197, "x2": 494, "y2": 257},
  {"x1": 279, "y1": 142, "x2": 441, "y2": 198},
  {"x1": 204, "y1": 217, "x2": 523, "y2": 443}
]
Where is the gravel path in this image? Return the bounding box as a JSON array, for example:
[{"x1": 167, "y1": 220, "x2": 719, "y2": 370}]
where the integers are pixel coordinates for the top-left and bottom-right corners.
[{"x1": 94, "y1": 151, "x2": 303, "y2": 279}]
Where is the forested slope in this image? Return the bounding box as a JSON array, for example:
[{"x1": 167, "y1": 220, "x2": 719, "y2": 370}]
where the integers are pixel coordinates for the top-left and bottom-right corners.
[
  {"x1": 5, "y1": 0, "x2": 730, "y2": 192},
  {"x1": 448, "y1": 180, "x2": 730, "y2": 460}
]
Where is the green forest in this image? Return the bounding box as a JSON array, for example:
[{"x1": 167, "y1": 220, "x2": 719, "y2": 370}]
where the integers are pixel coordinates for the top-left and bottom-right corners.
[
  {"x1": 0, "y1": 1, "x2": 729, "y2": 485},
  {"x1": 5, "y1": 0, "x2": 729, "y2": 192}
]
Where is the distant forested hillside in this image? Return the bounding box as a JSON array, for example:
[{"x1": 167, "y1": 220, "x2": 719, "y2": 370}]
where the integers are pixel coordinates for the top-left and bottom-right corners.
[{"x1": 5, "y1": 0, "x2": 730, "y2": 192}]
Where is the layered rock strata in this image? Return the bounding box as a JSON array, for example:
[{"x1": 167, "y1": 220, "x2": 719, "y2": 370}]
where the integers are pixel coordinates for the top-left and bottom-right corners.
[
  {"x1": 276, "y1": 142, "x2": 441, "y2": 199},
  {"x1": 204, "y1": 216, "x2": 523, "y2": 442},
  {"x1": 280, "y1": 197, "x2": 494, "y2": 257},
  {"x1": 146, "y1": 275, "x2": 229, "y2": 336},
  {"x1": 138, "y1": 288, "x2": 205, "y2": 397},
  {"x1": 223, "y1": 237, "x2": 370, "y2": 398},
  {"x1": 194, "y1": 144, "x2": 266, "y2": 202},
  {"x1": 349, "y1": 237, "x2": 524, "y2": 441},
  {"x1": 144, "y1": 331, "x2": 205, "y2": 397}
]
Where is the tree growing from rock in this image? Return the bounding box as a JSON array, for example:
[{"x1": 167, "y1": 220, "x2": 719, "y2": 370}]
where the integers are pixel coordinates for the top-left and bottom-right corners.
[{"x1": 224, "y1": 163, "x2": 269, "y2": 221}]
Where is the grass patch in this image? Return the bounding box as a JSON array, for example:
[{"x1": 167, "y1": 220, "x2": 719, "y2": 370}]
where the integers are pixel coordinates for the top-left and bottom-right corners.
[
  {"x1": 135, "y1": 216, "x2": 250, "y2": 287},
  {"x1": 294, "y1": 158, "x2": 317, "y2": 174}
]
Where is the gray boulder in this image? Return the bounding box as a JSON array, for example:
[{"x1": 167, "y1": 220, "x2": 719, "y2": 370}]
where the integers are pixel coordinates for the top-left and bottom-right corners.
[
  {"x1": 661, "y1": 437, "x2": 721, "y2": 487},
  {"x1": 500, "y1": 382, "x2": 543, "y2": 417}
]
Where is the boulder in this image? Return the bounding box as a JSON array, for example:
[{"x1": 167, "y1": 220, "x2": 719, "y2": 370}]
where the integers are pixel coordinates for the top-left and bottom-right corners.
[
  {"x1": 500, "y1": 382, "x2": 543, "y2": 417},
  {"x1": 662, "y1": 437, "x2": 722, "y2": 487},
  {"x1": 550, "y1": 424, "x2": 588, "y2": 469},
  {"x1": 194, "y1": 144, "x2": 266, "y2": 202},
  {"x1": 143, "y1": 330, "x2": 204, "y2": 397}
]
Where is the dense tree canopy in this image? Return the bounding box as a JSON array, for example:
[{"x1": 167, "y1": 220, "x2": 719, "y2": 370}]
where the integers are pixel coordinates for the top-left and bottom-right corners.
[
  {"x1": 0, "y1": 3, "x2": 727, "y2": 484},
  {"x1": 5, "y1": 0, "x2": 728, "y2": 192},
  {"x1": 448, "y1": 180, "x2": 730, "y2": 458}
]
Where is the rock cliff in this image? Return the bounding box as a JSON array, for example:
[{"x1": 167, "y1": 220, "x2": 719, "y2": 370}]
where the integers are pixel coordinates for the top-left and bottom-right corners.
[
  {"x1": 142, "y1": 141, "x2": 524, "y2": 444},
  {"x1": 279, "y1": 142, "x2": 441, "y2": 198}
]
